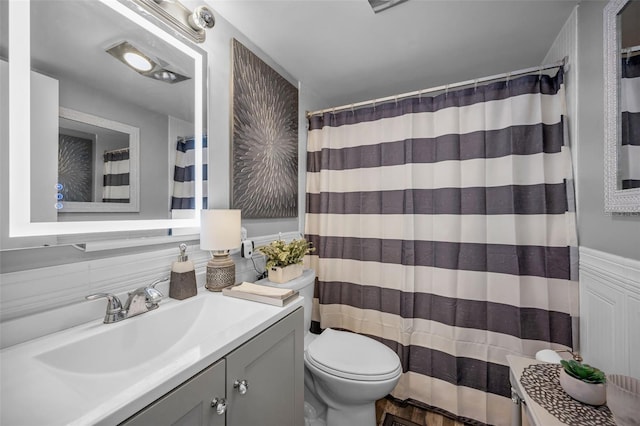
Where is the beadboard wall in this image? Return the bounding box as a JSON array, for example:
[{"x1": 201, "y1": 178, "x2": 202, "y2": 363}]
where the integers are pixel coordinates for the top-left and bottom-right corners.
[
  {"x1": 579, "y1": 247, "x2": 640, "y2": 379},
  {"x1": 0, "y1": 231, "x2": 299, "y2": 348}
]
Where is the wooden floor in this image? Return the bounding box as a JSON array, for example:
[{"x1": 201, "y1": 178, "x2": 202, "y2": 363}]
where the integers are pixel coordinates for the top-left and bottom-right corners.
[{"x1": 376, "y1": 397, "x2": 467, "y2": 426}]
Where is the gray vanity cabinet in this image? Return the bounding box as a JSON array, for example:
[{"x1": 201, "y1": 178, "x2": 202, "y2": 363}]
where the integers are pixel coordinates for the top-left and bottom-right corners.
[
  {"x1": 120, "y1": 307, "x2": 303, "y2": 426},
  {"x1": 121, "y1": 358, "x2": 226, "y2": 426},
  {"x1": 226, "y1": 308, "x2": 304, "y2": 426}
]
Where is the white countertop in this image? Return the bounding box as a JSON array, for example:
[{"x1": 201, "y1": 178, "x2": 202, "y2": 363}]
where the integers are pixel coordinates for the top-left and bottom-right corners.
[{"x1": 1, "y1": 289, "x2": 303, "y2": 426}]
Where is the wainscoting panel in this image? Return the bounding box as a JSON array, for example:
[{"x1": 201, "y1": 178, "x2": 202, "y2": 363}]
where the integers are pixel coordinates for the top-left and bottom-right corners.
[{"x1": 579, "y1": 247, "x2": 640, "y2": 378}]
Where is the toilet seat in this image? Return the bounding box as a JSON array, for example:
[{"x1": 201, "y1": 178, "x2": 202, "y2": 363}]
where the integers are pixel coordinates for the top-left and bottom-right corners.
[{"x1": 305, "y1": 328, "x2": 402, "y2": 381}]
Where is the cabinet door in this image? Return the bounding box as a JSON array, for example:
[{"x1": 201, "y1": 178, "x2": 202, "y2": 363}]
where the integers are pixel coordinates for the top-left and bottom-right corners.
[
  {"x1": 226, "y1": 308, "x2": 304, "y2": 426},
  {"x1": 120, "y1": 359, "x2": 226, "y2": 426}
]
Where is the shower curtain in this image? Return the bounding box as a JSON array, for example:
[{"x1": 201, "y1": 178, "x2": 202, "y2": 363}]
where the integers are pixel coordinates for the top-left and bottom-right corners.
[
  {"x1": 305, "y1": 68, "x2": 578, "y2": 425},
  {"x1": 171, "y1": 136, "x2": 208, "y2": 209},
  {"x1": 102, "y1": 148, "x2": 130, "y2": 203},
  {"x1": 621, "y1": 52, "x2": 640, "y2": 189}
]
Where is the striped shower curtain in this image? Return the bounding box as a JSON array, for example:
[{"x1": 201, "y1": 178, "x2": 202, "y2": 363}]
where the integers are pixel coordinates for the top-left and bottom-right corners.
[
  {"x1": 102, "y1": 148, "x2": 130, "y2": 203},
  {"x1": 305, "y1": 69, "x2": 578, "y2": 425},
  {"x1": 171, "y1": 136, "x2": 208, "y2": 209},
  {"x1": 621, "y1": 53, "x2": 640, "y2": 189}
]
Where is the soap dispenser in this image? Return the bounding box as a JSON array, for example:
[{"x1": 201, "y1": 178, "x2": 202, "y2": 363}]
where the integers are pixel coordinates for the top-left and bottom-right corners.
[{"x1": 169, "y1": 243, "x2": 197, "y2": 300}]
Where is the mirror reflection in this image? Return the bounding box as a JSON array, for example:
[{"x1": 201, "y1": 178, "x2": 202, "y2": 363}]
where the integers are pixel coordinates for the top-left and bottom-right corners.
[
  {"x1": 619, "y1": 0, "x2": 640, "y2": 190},
  {"x1": 56, "y1": 108, "x2": 139, "y2": 212},
  {"x1": 0, "y1": 0, "x2": 207, "y2": 245},
  {"x1": 29, "y1": 0, "x2": 196, "y2": 223}
]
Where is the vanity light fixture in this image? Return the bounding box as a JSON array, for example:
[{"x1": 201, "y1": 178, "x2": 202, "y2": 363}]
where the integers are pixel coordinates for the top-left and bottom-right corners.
[
  {"x1": 106, "y1": 41, "x2": 190, "y2": 83},
  {"x1": 131, "y1": 0, "x2": 215, "y2": 43},
  {"x1": 200, "y1": 210, "x2": 242, "y2": 291}
]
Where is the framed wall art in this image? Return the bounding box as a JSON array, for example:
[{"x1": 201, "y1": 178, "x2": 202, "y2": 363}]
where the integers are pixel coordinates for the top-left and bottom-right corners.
[{"x1": 231, "y1": 38, "x2": 299, "y2": 218}]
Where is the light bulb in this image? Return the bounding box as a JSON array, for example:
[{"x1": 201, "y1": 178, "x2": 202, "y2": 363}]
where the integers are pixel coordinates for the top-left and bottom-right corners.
[{"x1": 123, "y1": 52, "x2": 153, "y2": 72}]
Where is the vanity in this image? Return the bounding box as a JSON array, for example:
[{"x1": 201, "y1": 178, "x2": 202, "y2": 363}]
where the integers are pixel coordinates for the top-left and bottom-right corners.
[{"x1": 0, "y1": 291, "x2": 304, "y2": 425}]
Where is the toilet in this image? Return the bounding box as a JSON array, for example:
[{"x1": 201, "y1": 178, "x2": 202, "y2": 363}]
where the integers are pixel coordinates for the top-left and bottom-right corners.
[{"x1": 257, "y1": 269, "x2": 402, "y2": 426}]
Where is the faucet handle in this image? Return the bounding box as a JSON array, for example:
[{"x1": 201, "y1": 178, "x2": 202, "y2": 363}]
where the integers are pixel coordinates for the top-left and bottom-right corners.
[
  {"x1": 146, "y1": 277, "x2": 168, "y2": 306},
  {"x1": 86, "y1": 293, "x2": 124, "y2": 323},
  {"x1": 149, "y1": 277, "x2": 169, "y2": 289}
]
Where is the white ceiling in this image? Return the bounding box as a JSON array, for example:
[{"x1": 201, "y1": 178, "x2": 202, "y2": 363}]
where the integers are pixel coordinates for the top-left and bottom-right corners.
[{"x1": 211, "y1": 0, "x2": 579, "y2": 110}]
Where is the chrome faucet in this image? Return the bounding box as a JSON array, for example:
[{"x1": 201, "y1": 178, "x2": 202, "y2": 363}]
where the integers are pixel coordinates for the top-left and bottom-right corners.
[{"x1": 86, "y1": 277, "x2": 168, "y2": 324}]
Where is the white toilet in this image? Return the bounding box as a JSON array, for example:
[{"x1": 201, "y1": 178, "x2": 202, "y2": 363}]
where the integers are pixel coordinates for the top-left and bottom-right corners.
[{"x1": 257, "y1": 269, "x2": 402, "y2": 426}]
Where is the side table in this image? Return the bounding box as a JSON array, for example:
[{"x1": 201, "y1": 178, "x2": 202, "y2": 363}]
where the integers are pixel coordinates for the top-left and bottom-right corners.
[{"x1": 507, "y1": 355, "x2": 568, "y2": 426}]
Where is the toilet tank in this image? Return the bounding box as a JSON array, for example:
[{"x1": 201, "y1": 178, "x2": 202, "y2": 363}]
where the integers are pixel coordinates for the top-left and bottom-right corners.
[{"x1": 256, "y1": 269, "x2": 316, "y2": 332}]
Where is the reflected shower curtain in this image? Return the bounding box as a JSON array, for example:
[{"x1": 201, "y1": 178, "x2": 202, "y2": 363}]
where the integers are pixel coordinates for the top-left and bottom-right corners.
[
  {"x1": 621, "y1": 53, "x2": 640, "y2": 189},
  {"x1": 102, "y1": 148, "x2": 130, "y2": 203},
  {"x1": 305, "y1": 69, "x2": 578, "y2": 425},
  {"x1": 171, "y1": 136, "x2": 208, "y2": 209}
]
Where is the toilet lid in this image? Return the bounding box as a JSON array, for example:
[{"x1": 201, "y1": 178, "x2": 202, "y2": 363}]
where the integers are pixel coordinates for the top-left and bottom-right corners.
[{"x1": 305, "y1": 328, "x2": 402, "y2": 381}]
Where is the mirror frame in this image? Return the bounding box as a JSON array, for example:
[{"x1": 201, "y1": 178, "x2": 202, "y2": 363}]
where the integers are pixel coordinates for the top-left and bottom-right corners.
[
  {"x1": 604, "y1": 0, "x2": 640, "y2": 212},
  {"x1": 58, "y1": 107, "x2": 140, "y2": 213},
  {"x1": 8, "y1": 0, "x2": 205, "y2": 237}
]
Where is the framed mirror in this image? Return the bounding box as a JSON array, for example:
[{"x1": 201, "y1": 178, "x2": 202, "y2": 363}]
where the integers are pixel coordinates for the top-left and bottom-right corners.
[
  {"x1": 4, "y1": 0, "x2": 206, "y2": 239},
  {"x1": 604, "y1": 0, "x2": 640, "y2": 212},
  {"x1": 57, "y1": 107, "x2": 140, "y2": 213}
]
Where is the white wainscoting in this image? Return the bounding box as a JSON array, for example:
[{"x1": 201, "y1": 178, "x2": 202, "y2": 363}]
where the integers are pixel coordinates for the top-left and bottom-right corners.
[{"x1": 579, "y1": 247, "x2": 640, "y2": 379}]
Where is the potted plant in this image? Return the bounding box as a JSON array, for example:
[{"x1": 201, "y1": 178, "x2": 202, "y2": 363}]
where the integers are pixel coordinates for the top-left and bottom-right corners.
[
  {"x1": 559, "y1": 359, "x2": 607, "y2": 406},
  {"x1": 258, "y1": 238, "x2": 315, "y2": 284}
]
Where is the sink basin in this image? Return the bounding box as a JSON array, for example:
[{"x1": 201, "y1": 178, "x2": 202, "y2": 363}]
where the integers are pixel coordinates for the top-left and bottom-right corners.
[{"x1": 37, "y1": 297, "x2": 207, "y2": 374}]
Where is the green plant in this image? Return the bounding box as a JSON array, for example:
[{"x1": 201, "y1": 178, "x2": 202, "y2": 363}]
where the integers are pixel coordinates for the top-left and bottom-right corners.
[
  {"x1": 560, "y1": 359, "x2": 606, "y2": 384},
  {"x1": 258, "y1": 238, "x2": 315, "y2": 269}
]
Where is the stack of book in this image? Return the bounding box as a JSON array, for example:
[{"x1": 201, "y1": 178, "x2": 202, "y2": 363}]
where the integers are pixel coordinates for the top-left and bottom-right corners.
[{"x1": 222, "y1": 282, "x2": 298, "y2": 306}]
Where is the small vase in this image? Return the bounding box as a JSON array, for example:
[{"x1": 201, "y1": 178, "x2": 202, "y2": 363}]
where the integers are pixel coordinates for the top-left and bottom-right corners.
[
  {"x1": 559, "y1": 368, "x2": 607, "y2": 406},
  {"x1": 268, "y1": 263, "x2": 303, "y2": 284}
]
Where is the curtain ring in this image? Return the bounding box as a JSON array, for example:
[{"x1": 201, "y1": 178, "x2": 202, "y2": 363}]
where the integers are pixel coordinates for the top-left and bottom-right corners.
[
  {"x1": 506, "y1": 72, "x2": 511, "y2": 88},
  {"x1": 445, "y1": 84, "x2": 449, "y2": 98},
  {"x1": 350, "y1": 104, "x2": 355, "y2": 115},
  {"x1": 474, "y1": 79, "x2": 478, "y2": 93},
  {"x1": 418, "y1": 90, "x2": 422, "y2": 103},
  {"x1": 395, "y1": 95, "x2": 398, "y2": 106}
]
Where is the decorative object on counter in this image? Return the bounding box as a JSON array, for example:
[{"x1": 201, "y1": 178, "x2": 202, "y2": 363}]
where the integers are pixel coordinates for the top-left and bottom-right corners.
[
  {"x1": 222, "y1": 282, "x2": 298, "y2": 306},
  {"x1": 200, "y1": 209, "x2": 241, "y2": 291},
  {"x1": 169, "y1": 243, "x2": 197, "y2": 300},
  {"x1": 230, "y1": 38, "x2": 299, "y2": 218},
  {"x1": 559, "y1": 359, "x2": 607, "y2": 406},
  {"x1": 606, "y1": 374, "x2": 640, "y2": 426},
  {"x1": 520, "y1": 363, "x2": 615, "y2": 425},
  {"x1": 258, "y1": 238, "x2": 314, "y2": 284}
]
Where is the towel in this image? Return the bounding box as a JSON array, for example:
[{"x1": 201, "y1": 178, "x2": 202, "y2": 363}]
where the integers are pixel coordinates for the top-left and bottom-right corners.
[{"x1": 229, "y1": 282, "x2": 294, "y2": 299}]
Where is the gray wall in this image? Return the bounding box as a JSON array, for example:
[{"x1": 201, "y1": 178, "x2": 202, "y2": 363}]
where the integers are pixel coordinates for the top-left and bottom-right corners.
[
  {"x1": 192, "y1": 0, "x2": 301, "y2": 238},
  {"x1": 577, "y1": 1, "x2": 640, "y2": 261}
]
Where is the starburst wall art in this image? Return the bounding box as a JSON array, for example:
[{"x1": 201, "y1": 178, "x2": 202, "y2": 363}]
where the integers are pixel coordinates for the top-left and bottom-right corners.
[{"x1": 231, "y1": 39, "x2": 299, "y2": 218}]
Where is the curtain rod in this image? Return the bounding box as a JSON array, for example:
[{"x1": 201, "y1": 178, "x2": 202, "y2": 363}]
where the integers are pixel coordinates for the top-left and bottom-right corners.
[{"x1": 307, "y1": 56, "x2": 567, "y2": 117}]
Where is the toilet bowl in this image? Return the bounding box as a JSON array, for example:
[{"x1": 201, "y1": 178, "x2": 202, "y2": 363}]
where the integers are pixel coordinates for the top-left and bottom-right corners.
[{"x1": 257, "y1": 269, "x2": 402, "y2": 426}]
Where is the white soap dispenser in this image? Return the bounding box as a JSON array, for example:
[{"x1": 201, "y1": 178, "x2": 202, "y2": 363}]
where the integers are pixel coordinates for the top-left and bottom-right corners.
[{"x1": 169, "y1": 243, "x2": 197, "y2": 300}]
